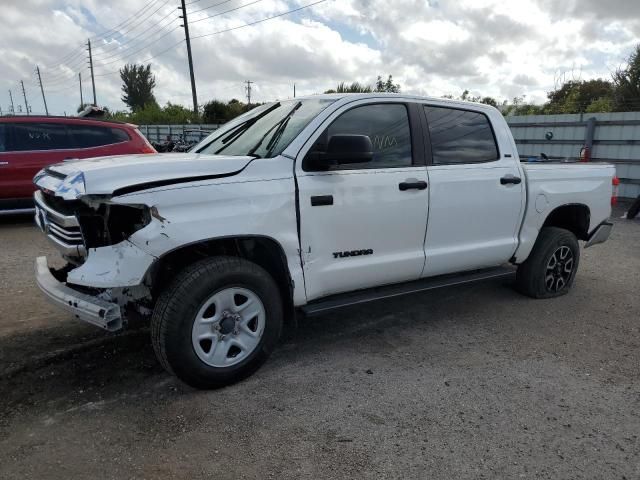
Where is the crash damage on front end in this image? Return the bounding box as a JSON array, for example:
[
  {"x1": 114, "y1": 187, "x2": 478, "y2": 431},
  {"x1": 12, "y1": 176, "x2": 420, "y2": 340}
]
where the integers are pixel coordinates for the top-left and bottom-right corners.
[{"x1": 33, "y1": 168, "x2": 158, "y2": 332}]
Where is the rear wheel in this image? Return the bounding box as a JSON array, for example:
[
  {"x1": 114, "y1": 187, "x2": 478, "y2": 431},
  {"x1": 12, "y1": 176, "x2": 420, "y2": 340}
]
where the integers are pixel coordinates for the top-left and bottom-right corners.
[
  {"x1": 516, "y1": 227, "x2": 580, "y2": 299},
  {"x1": 151, "y1": 256, "x2": 283, "y2": 389}
]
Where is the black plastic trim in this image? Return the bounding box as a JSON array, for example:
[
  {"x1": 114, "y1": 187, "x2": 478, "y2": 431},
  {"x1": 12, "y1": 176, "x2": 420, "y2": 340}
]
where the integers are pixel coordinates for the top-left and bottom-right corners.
[
  {"x1": 301, "y1": 266, "x2": 516, "y2": 316},
  {"x1": 310, "y1": 195, "x2": 333, "y2": 206}
]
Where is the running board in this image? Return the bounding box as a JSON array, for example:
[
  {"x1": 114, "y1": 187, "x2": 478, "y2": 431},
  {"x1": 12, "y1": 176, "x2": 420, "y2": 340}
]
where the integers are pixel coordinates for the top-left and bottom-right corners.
[
  {"x1": 301, "y1": 266, "x2": 516, "y2": 316},
  {"x1": 0, "y1": 208, "x2": 35, "y2": 216}
]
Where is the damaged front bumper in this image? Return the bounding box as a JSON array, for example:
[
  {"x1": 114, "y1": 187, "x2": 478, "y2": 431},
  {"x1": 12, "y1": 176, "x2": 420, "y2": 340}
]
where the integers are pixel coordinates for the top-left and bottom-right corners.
[{"x1": 35, "y1": 256, "x2": 124, "y2": 331}]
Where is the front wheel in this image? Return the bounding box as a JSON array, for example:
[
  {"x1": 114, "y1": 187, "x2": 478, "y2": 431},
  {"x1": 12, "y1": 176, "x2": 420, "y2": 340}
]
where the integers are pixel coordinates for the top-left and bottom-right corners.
[
  {"x1": 151, "y1": 256, "x2": 283, "y2": 389},
  {"x1": 516, "y1": 227, "x2": 580, "y2": 299}
]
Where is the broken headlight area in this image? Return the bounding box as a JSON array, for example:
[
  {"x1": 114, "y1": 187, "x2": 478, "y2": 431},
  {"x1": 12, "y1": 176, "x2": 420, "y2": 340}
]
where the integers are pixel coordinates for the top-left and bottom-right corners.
[{"x1": 77, "y1": 202, "x2": 152, "y2": 249}]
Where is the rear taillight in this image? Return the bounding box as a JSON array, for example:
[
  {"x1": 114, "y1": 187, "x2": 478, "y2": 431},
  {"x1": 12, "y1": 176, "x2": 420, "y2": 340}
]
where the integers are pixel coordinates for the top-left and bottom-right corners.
[
  {"x1": 140, "y1": 143, "x2": 156, "y2": 154},
  {"x1": 612, "y1": 176, "x2": 620, "y2": 206},
  {"x1": 135, "y1": 129, "x2": 157, "y2": 154}
]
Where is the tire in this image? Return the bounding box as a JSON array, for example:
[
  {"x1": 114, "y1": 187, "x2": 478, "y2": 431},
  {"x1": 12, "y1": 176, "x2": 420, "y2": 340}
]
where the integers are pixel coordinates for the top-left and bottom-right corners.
[
  {"x1": 151, "y1": 256, "x2": 283, "y2": 389},
  {"x1": 516, "y1": 227, "x2": 580, "y2": 299}
]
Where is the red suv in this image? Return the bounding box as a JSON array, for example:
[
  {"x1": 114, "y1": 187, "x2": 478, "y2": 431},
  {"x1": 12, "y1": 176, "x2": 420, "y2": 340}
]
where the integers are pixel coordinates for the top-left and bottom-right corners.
[{"x1": 0, "y1": 116, "x2": 156, "y2": 214}]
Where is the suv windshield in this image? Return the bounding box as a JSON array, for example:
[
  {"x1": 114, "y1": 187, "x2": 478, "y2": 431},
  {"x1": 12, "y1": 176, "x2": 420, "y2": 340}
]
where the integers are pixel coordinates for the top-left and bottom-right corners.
[{"x1": 194, "y1": 98, "x2": 335, "y2": 158}]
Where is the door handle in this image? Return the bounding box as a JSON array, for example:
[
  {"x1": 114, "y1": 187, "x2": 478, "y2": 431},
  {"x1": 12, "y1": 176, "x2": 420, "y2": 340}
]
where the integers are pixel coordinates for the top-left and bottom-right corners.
[
  {"x1": 311, "y1": 195, "x2": 333, "y2": 206},
  {"x1": 500, "y1": 175, "x2": 522, "y2": 185},
  {"x1": 399, "y1": 180, "x2": 428, "y2": 191}
]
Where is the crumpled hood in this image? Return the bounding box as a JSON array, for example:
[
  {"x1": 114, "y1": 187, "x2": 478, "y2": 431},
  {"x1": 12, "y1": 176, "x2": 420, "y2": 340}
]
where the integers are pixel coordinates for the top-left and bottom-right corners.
[{"x1": 37, "y1": 153, "x2": 254, "y2": 197}]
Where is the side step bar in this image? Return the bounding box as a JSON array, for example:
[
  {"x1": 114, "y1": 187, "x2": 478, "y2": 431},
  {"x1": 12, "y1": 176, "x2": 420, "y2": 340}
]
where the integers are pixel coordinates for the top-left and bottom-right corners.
[
  {"x1": 0, "y1": 208, "x2": 35, "y2": 216},
  {"x1": 301, "y1": 266, "x2": 516, "y2": 316}
]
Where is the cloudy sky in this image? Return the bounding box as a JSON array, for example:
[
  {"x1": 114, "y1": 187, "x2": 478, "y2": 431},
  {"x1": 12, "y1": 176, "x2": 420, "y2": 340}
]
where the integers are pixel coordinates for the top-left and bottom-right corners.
[{"x1": 1, "y1": 0, "x2": 639, "y2": 115}]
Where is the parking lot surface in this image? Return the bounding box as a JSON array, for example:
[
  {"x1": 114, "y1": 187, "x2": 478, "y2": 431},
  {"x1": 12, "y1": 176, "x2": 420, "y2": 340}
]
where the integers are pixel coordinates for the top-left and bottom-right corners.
[{"x1": 0, "y1": 209, "x2": 639, "y2": 479}]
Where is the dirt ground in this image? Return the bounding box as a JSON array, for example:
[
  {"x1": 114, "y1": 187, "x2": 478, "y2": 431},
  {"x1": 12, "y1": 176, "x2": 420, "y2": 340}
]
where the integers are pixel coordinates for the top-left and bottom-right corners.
[{"x1": 0, "y1": 207, "x2": 638, "y2": 480}]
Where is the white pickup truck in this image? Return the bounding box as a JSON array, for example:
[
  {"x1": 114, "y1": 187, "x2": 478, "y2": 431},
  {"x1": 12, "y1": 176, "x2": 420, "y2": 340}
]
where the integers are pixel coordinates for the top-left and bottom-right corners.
[{"x1": 33, "y1": 94, "x2": 615, "y2": 388}]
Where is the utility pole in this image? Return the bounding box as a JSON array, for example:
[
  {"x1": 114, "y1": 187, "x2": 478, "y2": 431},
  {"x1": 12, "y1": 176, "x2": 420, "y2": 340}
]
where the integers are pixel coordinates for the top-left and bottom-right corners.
[
  {"x1": 245, "y1": 80, "x2": 254, "y2": 109},
  {"x1": 8, "y1": 90, "x2": 15, "y2": 114},
  {"x1": 87, "y1": 39, "x2": 97, "y2": 106},
  {"x1": 179, "y1": 0, "x2": 199, "y2": 115},
  {"x1": 20, "y1": 81, "x2": 29, "y2": 116},
  {"x1": 35, "y1": 65, "x2": 49, "y2": 116},
  {"x1": 79, "y1": 72, "x2": 84, "y2": 108}
]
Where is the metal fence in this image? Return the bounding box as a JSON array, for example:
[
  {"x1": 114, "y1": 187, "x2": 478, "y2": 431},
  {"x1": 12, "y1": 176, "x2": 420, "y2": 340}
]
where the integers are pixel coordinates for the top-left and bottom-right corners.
[
  {"x1": 139, "y1": 124, "x2": 221, "y2": 144},
  {"x1": 506, "y1": 112, "x2": 640, "y2": 199}
]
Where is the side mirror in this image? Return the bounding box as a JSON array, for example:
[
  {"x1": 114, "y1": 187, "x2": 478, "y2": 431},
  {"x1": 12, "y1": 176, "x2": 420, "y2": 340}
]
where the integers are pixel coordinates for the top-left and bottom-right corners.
[
  {"x1": 327, "y1": 134, "x2": 373, "y2": 164},
  {"x1": 306, "y1": 134, "x2": 373, "y2": 170}
]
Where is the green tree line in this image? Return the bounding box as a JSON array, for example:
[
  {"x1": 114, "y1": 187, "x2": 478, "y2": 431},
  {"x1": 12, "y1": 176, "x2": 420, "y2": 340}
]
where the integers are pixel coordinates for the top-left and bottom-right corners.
[{"x1": 453, "y1": 44, "x2": 640, "y2": 115}]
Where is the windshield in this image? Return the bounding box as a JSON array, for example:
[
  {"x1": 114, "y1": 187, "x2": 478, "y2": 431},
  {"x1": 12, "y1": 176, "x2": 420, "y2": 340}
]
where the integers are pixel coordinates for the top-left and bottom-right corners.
[{"x1": 194, "y1": 98, "x2": 336, "y2": 158}]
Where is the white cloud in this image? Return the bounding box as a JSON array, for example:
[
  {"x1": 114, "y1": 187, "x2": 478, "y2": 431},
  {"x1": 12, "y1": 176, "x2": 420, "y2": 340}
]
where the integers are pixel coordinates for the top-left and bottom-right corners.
[{"x1": 0, "y1": 0, "x2": 638, "y2": 116}]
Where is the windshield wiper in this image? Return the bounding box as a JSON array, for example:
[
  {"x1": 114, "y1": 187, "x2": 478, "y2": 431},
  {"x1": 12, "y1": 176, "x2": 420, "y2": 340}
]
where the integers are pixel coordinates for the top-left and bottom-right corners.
[
  {"x1": 247, "y1": 101, "x2": 302, "y2": 158},
  {"x1": 214, "y1": 102, "x2": 281, "y2": 155}
]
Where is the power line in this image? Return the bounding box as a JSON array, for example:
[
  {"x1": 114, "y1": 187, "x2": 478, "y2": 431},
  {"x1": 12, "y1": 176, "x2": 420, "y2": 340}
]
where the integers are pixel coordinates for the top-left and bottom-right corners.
[
  {"x1": 190, "y1": 0, "x2": 329, "y2": 40},
  {"x1": 42, "y1": 47, "x2": 87, "y2": 71},
  {"x1": 93, "y1": 21, "x2": 179, "y2": 64},
  {"x1": 93, "y1": 1, "x2": 329, "y2": 77},
  {"x1": 188, "y1": 0, "x2": 266, "y2": 25},
  {"x1": 91, "y1": 0, "x2": 166, "y2": 41},
  {"x1": 93, "y1": 8, "x2": 177, "y2": 60},
  {"x1": 34, "y1": 65, "x2": 84, "y2": 86},
  {"x1": 93, "y1": 39, "x2": 186, "y2": 77},
  {"x1": 42, "y1": 0, "x2": 167, "y2": 69},
  {"x1": 37, "y1": 0, "x2": 330, "y2": 111},
  {"x1": 94, "y1": 26, "x2": 181, "y2": 67},
  {"x1": 189, "y1": 0, "x2": 236, "y2": 16},
  {"x1": 95, "y1": 0, "x2": 174, "y2": 46}
]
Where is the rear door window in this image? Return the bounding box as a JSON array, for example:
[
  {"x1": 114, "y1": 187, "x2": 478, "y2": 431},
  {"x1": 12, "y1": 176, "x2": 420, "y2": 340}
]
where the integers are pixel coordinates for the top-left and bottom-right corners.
[
  {"x1": 10, "y1": 123, "x2": 71, "y2": 151},
  {"x1": 68, "y1": 125, "x2": 130, "y2": 148},
  {"x1": 424, "y1": 106, "x2": 499, "y2": 164}
]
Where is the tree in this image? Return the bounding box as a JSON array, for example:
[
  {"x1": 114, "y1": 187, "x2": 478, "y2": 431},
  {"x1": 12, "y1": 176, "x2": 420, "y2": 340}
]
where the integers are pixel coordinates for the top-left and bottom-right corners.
[
  {"x1": 443, "y1": 90, "x2": 498, "y2": 107},
  {"x1": 612, "y1": 44, "x2": 640, "y2": 111},
  {"x1": 479, "y1": 96, "x2": 499, "y2": 108},
  {"x1": 106, "y1": 101, "x2": 198, "y2": 124},
  {"x1": 201, "y1": 98, "x2": 261, "y2": 123},
  {"x1": 585, "y1": 96, "x2": 614, "y2": 113},
  {"x1": 325, "y1": 75, "x2": 400, "y2": 94},
  {"x1": 375, "y1": 75, "x2": 400, "y2": 93},
  {"x1": 325, "y1": 82, "x2": 372, "y2": 94},
  {"x1": 545, "y1": 79, "x2": 614, "y2": 114},
  {"x1": 120, "y1": 63, "x2": 157, "y2": 112},
  {"x1": 202, "y1": 100, "x2": 229, "y2": 123}
]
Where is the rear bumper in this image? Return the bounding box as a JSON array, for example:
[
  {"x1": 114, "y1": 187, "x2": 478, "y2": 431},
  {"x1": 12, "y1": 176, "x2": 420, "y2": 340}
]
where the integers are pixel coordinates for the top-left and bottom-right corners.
[
  {"x1": 35, "y1": 256, "x2": 124, "y2": 331},
  {"x1": 585, "y1": 221, "x2": 613, "y2": 248}
]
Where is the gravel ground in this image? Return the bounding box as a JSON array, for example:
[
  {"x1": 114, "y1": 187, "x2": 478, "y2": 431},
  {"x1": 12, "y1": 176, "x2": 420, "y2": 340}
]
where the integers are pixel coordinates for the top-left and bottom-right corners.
[{"x1": 0, "y1": 208, "x2": 638, "y2": 479}]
